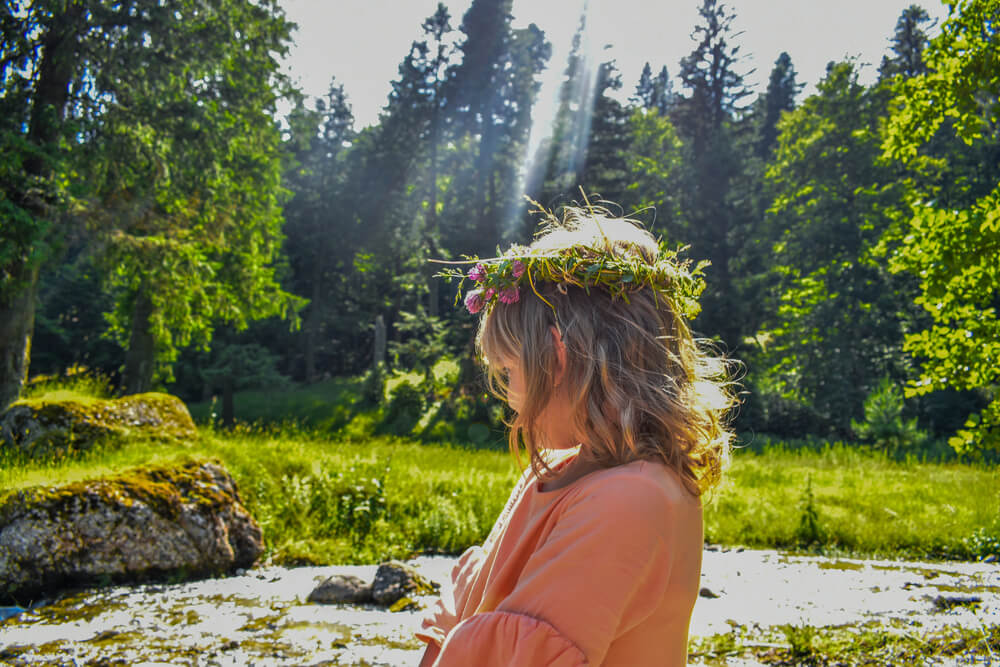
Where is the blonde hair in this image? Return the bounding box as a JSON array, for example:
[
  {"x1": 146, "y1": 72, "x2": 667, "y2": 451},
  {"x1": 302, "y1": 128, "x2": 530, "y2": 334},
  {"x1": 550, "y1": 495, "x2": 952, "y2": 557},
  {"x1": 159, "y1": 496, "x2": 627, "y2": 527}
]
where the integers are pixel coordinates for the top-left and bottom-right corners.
[{"x1": 477, "y1": 207, "x2": 735, "y2": 496}]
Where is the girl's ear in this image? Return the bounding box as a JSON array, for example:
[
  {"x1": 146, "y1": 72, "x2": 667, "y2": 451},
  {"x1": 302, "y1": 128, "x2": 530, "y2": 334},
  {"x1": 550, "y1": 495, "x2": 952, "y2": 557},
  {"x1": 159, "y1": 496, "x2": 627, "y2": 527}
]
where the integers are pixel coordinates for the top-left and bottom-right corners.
[{"x1": 550, "y1": 325, "x2": 567, "y2": 387}]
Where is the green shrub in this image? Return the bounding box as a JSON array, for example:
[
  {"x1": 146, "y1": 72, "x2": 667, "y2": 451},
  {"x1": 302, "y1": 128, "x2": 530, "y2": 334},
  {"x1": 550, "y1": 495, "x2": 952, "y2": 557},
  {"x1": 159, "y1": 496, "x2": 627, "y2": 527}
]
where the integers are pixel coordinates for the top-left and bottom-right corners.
[
  {"x1": 361, "y1": 363, "x2": 386, "y2": 406},
  {"x1": 852, "y1": 377, "x2": 926, "y2": 455},
  {"x1": 384, "y1": 380, "x2": 425, "y2": 435}
]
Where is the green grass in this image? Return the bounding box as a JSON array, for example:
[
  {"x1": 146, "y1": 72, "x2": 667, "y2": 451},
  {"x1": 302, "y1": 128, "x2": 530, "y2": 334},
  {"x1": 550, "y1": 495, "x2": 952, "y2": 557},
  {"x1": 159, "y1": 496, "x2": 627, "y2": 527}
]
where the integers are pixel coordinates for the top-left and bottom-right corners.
[
  {"x1": 186, "y1": 377, "x2": 364, "y2": 431},
  {"x1": 4, "y1": 379, "x2": 997, "y2": 564},
  {"x1": 3, "y1": 414, "x2": 997, "y2": 565},
  {"x1": 705, "y1": 442, "x2": 999, "y2": 559},
  {"x1": 688, "y1": 620, "x2": 1000, "y2": 665}
]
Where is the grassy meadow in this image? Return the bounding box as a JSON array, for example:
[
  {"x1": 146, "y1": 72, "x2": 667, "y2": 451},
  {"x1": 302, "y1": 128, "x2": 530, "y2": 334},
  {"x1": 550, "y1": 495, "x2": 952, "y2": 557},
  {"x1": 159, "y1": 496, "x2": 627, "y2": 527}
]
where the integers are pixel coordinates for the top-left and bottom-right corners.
[{"x1": 3, "y1": 378, "x2": 998, "y2": 565}]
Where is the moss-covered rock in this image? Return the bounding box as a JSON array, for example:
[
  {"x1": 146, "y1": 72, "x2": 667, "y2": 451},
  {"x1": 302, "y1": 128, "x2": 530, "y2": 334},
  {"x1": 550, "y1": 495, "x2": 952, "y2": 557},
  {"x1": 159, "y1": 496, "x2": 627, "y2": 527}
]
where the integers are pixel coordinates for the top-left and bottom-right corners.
[
  {"x1": 0, "y1": 392, "x2": 197, "y2": 458},
  {"x1": 371, "y1": 561, "x2": 439, "y2": 606},
  {"x1": 0, "y1": 460, "x2": 262, "y2": 604}
]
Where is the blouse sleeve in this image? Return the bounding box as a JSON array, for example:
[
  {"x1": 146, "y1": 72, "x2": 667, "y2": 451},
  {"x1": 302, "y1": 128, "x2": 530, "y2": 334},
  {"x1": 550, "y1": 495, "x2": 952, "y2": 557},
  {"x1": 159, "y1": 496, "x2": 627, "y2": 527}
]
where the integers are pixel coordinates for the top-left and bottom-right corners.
[
  {"x1": 416, "y1": 544, "x2": 486, "y2": 647},
  {"x1": 433, "y1": 473, "x2": 678, "y2": 666}
]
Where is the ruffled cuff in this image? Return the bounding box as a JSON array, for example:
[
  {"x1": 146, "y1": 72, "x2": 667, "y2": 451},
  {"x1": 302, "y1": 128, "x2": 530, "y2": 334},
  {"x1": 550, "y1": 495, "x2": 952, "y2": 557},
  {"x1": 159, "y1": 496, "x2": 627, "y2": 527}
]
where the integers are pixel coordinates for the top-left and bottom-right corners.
[{"x1": 435, "y1": 611, "x2": 586, "y2": 666}]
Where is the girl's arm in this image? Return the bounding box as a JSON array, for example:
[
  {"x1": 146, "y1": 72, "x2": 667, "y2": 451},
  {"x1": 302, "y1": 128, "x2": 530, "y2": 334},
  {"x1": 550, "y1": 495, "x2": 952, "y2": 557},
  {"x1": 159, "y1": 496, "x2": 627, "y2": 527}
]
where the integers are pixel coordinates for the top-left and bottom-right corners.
[
  {"x1": 432, "y1": 472, "x2": 684, "y2": 666},
  {"x1": 418, "y1": 642, "x2": 440, "y2": 667}
]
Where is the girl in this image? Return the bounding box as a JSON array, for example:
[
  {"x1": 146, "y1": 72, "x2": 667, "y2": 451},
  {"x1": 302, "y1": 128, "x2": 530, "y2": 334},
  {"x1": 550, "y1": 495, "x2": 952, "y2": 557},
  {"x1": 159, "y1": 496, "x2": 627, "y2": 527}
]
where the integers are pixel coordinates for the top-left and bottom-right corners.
[{"x1": 417, "y1": 205, "x2": 735, "y2": 666}]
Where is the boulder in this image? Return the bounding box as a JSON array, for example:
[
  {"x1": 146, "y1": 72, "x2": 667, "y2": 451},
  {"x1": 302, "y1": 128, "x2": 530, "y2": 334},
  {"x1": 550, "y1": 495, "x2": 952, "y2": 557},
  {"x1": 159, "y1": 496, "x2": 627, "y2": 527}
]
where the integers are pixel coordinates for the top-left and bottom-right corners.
[
  {"x1": 0, "y1": 461, "x2": 261, "y2": 603},
  {"x1": 307, "y1": 574, "x2": 373, "y2": 604},
  {"x1": 0, "y1": 392, "x2": 197, "y2": 458},
  {"x1": 371, "y1": 561, "x2": 439, "y2": 606}
]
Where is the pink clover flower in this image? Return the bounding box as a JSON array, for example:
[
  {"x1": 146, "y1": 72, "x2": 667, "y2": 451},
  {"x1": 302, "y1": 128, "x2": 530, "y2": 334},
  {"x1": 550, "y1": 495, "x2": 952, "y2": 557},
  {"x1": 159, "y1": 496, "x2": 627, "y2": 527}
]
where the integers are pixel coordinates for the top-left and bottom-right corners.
[
  {"x1": 464, "y1": 289, "x2": 486, "y2": 314},
  {"x1": 467, "y1": 263, "x2": 487, "y2": 282},
  {"x1": 498, "y1": 286, "x2": 520, "y2": 304}
]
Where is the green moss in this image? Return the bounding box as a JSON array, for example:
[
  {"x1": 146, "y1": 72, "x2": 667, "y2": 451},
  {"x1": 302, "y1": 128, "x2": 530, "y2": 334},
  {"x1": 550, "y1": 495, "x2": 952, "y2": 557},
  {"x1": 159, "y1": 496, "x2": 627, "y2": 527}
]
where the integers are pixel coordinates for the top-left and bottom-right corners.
[
  {"x1": 164, "y1": 608, "x2": 202, "y2": 626},
  {"x1": 0, "y1": 459, "x2": 234, "y2": 528},
  {"x1": 2, "y1": 392, "x2": 197, "y2": 461},
  {"x1": 237, "y1": 612, "x2": 285, "y2": 633},
  {"x1": 25, "y1": 592, "x2": 128, "y2": 625},
  {"x1": 236, "y1": 638, "x2": 301, "y2": 657},
  {"x1": 388, "y1": 596, "x2": 420, "y2": 612},
  {"x1": 85, "y1": 629, "x2": 143, "y2": 647},
  {"x1": 0, "y1": 644, "x2": 31, "y2": 661},
  {"x1": 355, "y1": 635, "x2": 426, "y2": 650},
  {"x1": 280, "y1": 619, "x2": 353, "y2": 641},
  {"x1": 816, "y1": 560, "x2": 864, "y2": 571}
]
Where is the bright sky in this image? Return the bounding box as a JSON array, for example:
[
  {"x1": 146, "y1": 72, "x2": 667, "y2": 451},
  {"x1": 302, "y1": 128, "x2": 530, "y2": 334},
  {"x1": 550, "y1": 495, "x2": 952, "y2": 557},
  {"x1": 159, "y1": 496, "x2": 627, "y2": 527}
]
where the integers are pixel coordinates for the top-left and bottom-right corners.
[{"x1": 280, "y1": 0, "x2": 951, "y2": 129}]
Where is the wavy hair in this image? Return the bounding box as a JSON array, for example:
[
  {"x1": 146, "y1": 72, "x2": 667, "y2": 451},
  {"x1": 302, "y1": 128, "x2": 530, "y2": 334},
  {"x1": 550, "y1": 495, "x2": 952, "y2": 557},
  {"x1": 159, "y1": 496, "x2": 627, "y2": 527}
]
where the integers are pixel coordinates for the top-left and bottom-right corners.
[{"x1": 477, "y1": 207, "x2": 736, "y2": 496}]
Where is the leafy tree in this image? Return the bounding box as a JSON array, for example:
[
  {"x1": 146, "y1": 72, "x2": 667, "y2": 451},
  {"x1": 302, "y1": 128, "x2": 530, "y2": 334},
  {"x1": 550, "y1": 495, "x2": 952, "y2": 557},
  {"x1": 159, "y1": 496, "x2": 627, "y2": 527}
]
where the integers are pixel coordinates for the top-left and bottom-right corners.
[
  {"x1": 621, "y1": 109, "x2": 685, "y2": 227},
  {"x1": 0, "y1": 0, "x2": 303, "y2": 405},
  {"x1": 759, "y1": 61, "x2": 919, "y2": 433},
  {"x1": 882, "y1": 0, "x2": 1000, "y2": 455},
  {"x1": 1, "y1": 1, "x2": 88, "y2": 409},
  {"x1": 31, "y1": 248, "x2": 122, "y2": 379}
]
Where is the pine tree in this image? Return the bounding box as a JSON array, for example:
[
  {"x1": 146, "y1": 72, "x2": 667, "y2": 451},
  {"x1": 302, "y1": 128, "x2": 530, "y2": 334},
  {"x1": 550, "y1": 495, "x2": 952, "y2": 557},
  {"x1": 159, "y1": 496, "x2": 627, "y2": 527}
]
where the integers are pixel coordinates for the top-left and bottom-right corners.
[
  {"x1": 448, "y1": 0, "x2": 515, "y2": 245},
  {"x1": 671, "y1": 0, "x2": 753, "y2": 349},
  {"x1": 631, "y1": 63, "x2": 674, "y2": 116},
  {"x1": 651, "y1": 66, "x2": 675, "y2": 116},
  {"x1": 542, "y1": 16, "x2": 594, "y2": 199},
  {"x1": 282, "y1": 80, "x2": 356, "y2": 382},
  {"x1": 879, "y1": 4, "x2": 933, "y2": 80},
  {"x1": 383, "y1": 3, "x2": 458, "y2": 315},
  {"x1": 758, "y1": 52, "x2": 801, "y2": 158},
  {"x1": 632, "y1": 62, "x2": 655, "y2": 109},
  {"x1": 577, "y1": 59, "x2": 631, "y2": 201}
]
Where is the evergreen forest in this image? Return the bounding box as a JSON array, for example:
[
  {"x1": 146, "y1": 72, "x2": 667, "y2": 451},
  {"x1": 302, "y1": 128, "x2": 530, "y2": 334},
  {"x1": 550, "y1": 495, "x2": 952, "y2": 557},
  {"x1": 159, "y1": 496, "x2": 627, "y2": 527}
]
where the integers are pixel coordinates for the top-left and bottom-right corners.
[{"x1": 3, "y1": 0, "x2": 1000, "y2": 458}]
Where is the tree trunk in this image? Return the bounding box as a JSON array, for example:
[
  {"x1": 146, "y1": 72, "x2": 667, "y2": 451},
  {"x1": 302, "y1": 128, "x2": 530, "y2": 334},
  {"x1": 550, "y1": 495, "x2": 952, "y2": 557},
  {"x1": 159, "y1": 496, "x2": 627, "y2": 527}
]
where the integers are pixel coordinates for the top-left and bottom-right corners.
[
  {"x1": 0, "y1": 3, "x2": 87, "y2": 410},
  {"x1": 427, "y1": 126, "x2": 440, "y2": 318},
  {"x1": 221, "y1": 375, "x2": 235, "y2": 428},
  {"x1": 373, "y1": 315, "x2": 386, "y2": 368},
  {"x1": 304, "y1": 270, "x2": 321, "y2": 383},
  {"x1": 123, "y1": 286, "x2": 155, "y2": 395},
  {"x1": 0, "y1": 267, "x2": 40, "y2": 412}
]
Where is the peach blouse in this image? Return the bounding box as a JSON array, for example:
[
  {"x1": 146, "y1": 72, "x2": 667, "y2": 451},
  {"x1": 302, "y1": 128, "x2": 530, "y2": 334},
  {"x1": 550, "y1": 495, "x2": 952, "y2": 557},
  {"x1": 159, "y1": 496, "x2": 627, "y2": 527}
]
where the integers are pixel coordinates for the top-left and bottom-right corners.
[{"x1": 416, "y1": 457, "x2": 704, "y2": 666}]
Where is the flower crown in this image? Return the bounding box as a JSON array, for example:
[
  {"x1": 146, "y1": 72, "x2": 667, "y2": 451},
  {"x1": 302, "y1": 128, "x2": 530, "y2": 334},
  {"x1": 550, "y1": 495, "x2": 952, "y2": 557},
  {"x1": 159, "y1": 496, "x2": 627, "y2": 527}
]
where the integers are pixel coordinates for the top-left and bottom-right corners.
[{"x1": 434, "y1": 209, "x2": 709, "y2": 320}]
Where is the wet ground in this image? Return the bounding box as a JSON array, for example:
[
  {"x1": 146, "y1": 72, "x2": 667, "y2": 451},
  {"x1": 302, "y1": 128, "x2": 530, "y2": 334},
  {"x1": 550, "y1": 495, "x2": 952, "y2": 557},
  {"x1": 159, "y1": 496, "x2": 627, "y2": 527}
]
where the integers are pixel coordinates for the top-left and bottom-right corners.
[{"x1": 0, "y1": 549, "x2": 997, "y2": 665}]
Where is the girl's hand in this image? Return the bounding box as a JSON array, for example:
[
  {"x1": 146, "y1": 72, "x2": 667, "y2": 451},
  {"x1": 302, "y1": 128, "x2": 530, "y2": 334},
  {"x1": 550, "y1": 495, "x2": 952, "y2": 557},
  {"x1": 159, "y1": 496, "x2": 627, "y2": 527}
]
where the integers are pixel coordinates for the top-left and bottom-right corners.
[{"x1": 418, "y1": 642, "x2": 441, "y2": 667}]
